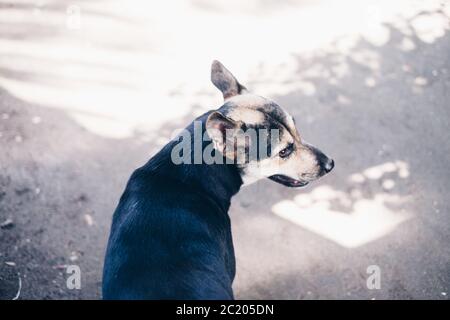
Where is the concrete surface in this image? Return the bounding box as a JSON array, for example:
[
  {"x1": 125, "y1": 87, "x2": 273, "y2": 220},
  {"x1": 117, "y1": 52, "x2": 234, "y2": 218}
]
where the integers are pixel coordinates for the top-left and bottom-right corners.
[{"x1": 1, "y1": 0, "x2": 450, "y2": 299}]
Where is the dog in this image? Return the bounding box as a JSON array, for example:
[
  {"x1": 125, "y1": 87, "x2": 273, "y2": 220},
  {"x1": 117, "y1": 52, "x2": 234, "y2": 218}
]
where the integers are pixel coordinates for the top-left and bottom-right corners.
[{"x1": 102, "y1": 60, "x2": 334, "y2": 299}]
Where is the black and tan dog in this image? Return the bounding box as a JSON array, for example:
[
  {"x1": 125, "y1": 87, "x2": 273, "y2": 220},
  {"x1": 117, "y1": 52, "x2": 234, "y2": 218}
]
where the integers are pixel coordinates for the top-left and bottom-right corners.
[{"x1": 102, "y1": 61, "x2": 334, "y2": 299}]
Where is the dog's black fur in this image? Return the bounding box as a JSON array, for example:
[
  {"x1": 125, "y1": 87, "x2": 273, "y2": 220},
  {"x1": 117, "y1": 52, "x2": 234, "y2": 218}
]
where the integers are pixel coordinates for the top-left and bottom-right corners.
[{"x1": 102, "y1": 111, "x2": 243, "y2": 299}]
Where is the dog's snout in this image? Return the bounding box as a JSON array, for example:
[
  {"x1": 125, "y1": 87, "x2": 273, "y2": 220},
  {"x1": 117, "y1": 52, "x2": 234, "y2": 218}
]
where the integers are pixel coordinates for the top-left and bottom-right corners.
[
  {"x1": 324, "y1": 158, "x2": 334, "y2": 173},
  {"x1": 308, "y1": 144, "x2": 334, "y2": 174}
]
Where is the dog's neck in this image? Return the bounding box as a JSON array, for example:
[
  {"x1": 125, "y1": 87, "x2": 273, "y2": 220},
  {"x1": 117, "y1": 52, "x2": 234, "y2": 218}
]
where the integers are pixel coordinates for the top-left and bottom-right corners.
[
  {"x1": 177, "y1": 158, "x2": 243, "y2": 214},
  {"x1": 145, "y1": 112, "x2": 243, "y2": 214}
]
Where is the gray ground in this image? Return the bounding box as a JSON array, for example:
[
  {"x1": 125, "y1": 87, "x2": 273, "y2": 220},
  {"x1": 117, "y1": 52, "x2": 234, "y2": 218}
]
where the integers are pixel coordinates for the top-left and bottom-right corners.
[{"x1": 1, "y1": 1, "x2": 450, "y2": 299}]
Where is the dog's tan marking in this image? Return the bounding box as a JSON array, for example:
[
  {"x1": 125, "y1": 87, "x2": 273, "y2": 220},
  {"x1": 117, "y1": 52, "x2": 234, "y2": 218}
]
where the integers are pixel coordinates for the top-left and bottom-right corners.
[
  {"x1": 226, "y1": 94, "x2": 268, "y2": 108},
  {"x1": 227, "y1": 107, "x2": 265, "y2": 125}
]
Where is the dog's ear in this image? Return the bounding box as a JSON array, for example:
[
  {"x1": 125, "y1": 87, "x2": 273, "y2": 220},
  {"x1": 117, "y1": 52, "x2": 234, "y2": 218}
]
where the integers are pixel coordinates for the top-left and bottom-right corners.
[
  {"x1": 206, "y1": 111, "x2": 245, "y2": 160},
  {"x1": 211, "y1": 60, "x2": 247, "y2": 100}
]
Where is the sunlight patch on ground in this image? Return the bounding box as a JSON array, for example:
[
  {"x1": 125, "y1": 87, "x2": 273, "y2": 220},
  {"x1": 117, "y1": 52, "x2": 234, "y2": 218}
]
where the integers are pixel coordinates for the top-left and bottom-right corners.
[
  {"x1": 272, "y1": 161, "x2": 411, "y2": 248},
  {"x1": 357, "y1": 160, "x2": 410, "y2": 181},
  {"x1": 410, "y1": 13, "x2": 450, "y2": 43}
]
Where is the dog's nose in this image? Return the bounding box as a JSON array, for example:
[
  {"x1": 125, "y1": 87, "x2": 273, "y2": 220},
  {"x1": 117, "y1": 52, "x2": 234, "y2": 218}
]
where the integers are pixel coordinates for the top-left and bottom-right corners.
[{"x1": 324, "y1": 159, "x2": 334, "y2": 173}]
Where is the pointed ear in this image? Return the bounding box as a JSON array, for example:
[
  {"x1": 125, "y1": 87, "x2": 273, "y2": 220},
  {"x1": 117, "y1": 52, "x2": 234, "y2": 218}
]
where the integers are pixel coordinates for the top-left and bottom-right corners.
[
  {"x1": 206, "y1": 111, "x2": 243, "y2": 160},
  {"x1": 211, "y1": 60, "x2": 247, "y2": 100}
]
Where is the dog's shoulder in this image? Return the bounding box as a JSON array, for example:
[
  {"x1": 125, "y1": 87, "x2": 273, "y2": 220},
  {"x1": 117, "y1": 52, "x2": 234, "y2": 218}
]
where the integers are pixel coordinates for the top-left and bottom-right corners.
[{"x1": 108, "y1": 164, "x2": 231, "y2": 252}]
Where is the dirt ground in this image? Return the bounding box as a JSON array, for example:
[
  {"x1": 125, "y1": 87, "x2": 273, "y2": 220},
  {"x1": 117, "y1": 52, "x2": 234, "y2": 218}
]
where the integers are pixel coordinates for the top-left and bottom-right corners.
[{"x1": 1, "y1": 0, "x2": 450, "y2": 299}]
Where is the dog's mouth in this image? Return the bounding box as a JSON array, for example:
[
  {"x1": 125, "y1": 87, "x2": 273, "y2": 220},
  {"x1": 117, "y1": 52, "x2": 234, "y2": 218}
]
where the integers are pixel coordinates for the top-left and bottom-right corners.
[{"x1": 268, "y1": 175, "x2": 309, "y2": 188}]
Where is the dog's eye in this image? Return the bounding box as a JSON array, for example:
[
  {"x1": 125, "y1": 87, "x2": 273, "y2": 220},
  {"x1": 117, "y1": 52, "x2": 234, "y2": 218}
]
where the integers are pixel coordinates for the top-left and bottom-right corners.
[{"x1": 279, "y1": 144, "x2": 294, "y2": 158}]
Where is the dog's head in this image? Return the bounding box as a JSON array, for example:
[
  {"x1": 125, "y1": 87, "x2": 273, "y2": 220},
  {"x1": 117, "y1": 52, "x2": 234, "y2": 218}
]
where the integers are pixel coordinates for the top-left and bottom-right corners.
[{"x1": 206, "y1": 60, "x2": 334, "y2": 187}]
